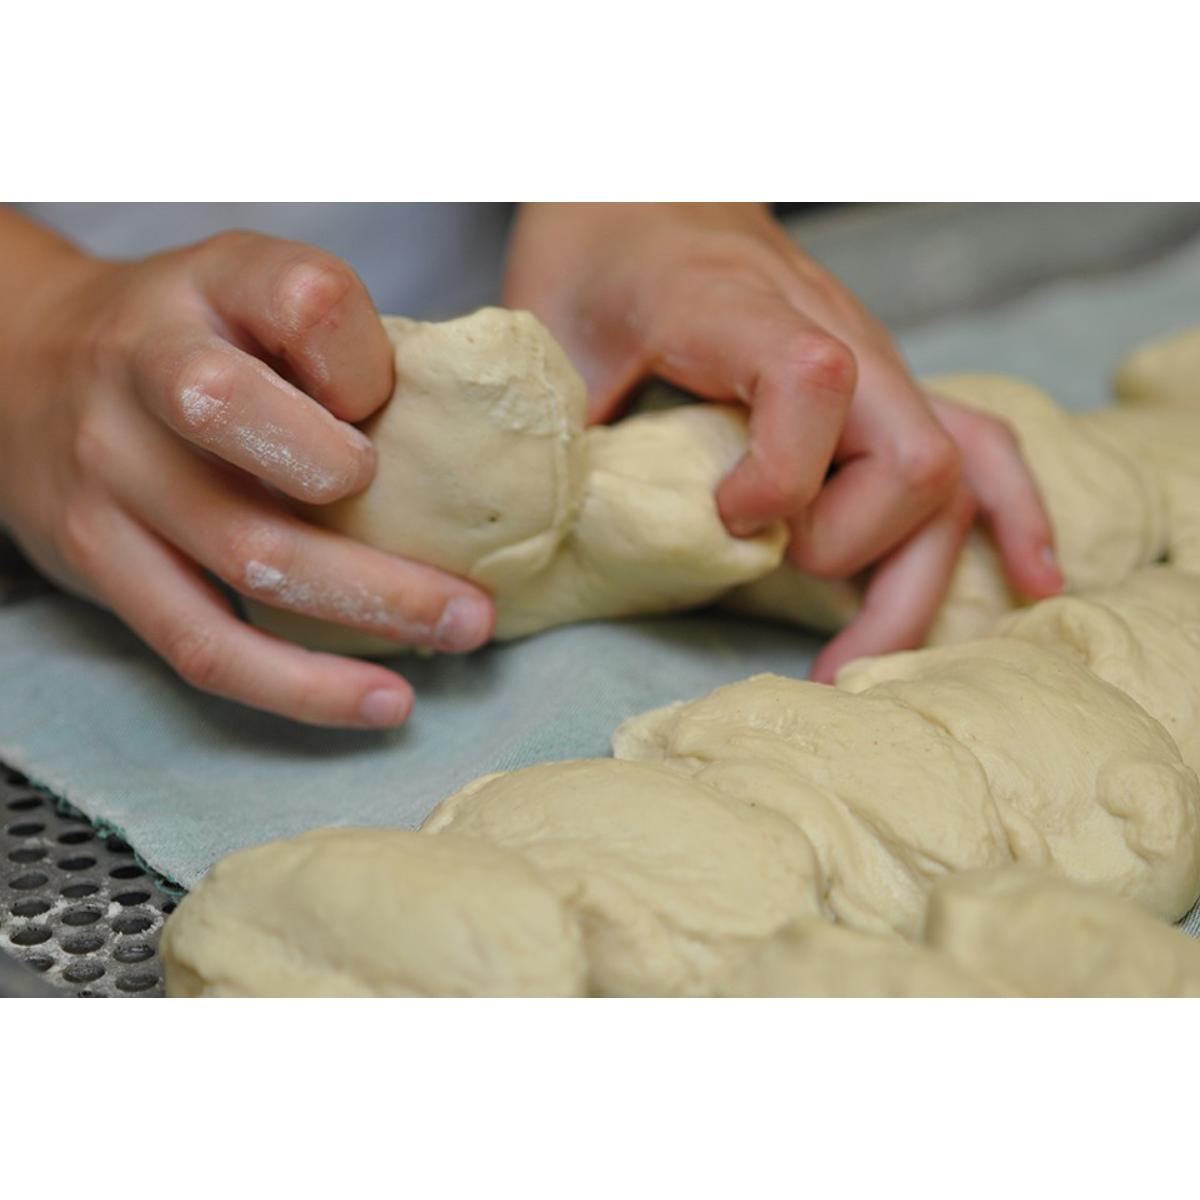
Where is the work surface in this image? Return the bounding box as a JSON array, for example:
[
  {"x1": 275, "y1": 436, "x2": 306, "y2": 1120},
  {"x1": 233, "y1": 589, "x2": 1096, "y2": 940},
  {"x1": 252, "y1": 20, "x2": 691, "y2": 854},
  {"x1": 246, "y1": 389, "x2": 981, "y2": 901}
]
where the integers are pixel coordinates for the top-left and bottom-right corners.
[{"x1": 4, "y1": 203, "x2": 1200, "y2": 996}]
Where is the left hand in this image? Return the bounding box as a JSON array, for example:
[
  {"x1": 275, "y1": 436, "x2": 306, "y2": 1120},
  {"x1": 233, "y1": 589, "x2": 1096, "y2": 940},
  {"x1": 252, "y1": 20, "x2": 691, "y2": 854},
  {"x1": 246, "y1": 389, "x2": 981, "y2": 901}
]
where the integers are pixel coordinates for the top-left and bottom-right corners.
[{"x1": 504, "y1": 203, "x2": 1063, "y2": 680}]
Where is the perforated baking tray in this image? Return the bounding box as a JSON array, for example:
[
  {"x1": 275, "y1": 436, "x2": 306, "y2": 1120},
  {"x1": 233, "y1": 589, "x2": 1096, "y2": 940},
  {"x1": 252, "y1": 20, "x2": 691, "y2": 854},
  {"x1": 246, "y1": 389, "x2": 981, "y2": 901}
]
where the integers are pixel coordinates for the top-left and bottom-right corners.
[{"x1": 1, "y1": 762, "x2": 177, "y2": 997}]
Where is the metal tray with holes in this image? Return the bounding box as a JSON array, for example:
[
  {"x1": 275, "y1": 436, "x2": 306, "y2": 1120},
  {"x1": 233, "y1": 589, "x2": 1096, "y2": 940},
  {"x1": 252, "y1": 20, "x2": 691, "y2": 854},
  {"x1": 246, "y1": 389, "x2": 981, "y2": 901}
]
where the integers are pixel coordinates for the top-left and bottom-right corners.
[{"x1": 1, "y1": 762, "x2": 177, "y2": 997}]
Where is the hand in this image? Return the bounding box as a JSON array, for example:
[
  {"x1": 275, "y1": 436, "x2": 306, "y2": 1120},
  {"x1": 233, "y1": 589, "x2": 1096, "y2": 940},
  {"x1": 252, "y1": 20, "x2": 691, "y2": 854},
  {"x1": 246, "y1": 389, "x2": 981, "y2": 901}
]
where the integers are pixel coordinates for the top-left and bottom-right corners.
[
  {"x1": 0, "y1": 223, "x2": 495, "y2": 727},
  {"x1": 504, "y1": 203, "x2": 1062, "y2": 679}
]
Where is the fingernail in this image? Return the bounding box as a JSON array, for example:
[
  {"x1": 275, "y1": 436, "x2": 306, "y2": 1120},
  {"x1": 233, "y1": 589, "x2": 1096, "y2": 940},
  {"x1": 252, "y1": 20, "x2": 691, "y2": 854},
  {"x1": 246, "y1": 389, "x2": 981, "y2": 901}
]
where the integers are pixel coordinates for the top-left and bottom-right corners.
[
  {"x1": 1041, "y1": 545, "x2": 1065, "y2": 584},
  {"x1": 348, "y1": 426, "x2": 375, "y2": 454},
  {"x1": 358, "y1": 688, "x2": 410, "y2": 727},
  {"x1": 435, "y1": 595, "x2": 492, "y2": 652}
]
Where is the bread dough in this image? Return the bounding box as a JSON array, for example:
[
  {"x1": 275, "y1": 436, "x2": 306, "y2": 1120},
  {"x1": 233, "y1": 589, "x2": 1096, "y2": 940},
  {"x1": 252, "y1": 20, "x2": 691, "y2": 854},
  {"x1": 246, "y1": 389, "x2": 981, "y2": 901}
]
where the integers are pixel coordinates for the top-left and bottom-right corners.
[
  {"x1": 729, "y1": 373, "x2": 1168, "y2": 645},
  {"x1": 924, "y1": 868, "x2": 1200, "y2": 997},
  {"x1": 837, "y1": 637, "x2": 1200, "y2": 918},
  {"x1": 1083, "y1": 406, "x2": 1200, "y2": 572},
  {"x1": 247, "y1": 309, "x2": 785, "y2": 651},
  {"x1": 1114, "y1": 325, "x2": 1200, "y2": 408},
  {"x1": 162, "y1": 316, "x2": 1200, "y2": 999},
  {"x1": 494, "y1": 404, "x2": 786, "y2": 636},
  {"x1": 162, "y1": 574, "x2": 1200, "y2": 998},
  {"x1": 167, "y1": 566, "x2": 1200, "y2": 998},
  {"x1": 161, "y1": 828, "x2": 587, "y2": 997},
  {"x1": 717, "y1": 866, "x2": 1200, "y2": 997},
  {"x1": 241, "y1": 315, "x2": 1200, "y2": 657},
  {"x1": 613, "y1": 674, "x2": 1011, "y2": 937},
  {"x1": 421, "y1": 758, "x2": 824, "y2": 996},
  {"x1": 715, "y1": 917, "x2": 993, "y2": 997},
  {"x1": 996, "y1": 566, "x2": 1200, "y2": 774}
]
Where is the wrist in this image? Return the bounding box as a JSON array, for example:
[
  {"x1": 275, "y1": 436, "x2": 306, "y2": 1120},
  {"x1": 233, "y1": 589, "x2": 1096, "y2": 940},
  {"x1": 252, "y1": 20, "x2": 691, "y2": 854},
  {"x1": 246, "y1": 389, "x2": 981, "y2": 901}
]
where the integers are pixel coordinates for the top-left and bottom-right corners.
[{"x1": 0, "y1": 238, "x2": 110, "y2": 368}]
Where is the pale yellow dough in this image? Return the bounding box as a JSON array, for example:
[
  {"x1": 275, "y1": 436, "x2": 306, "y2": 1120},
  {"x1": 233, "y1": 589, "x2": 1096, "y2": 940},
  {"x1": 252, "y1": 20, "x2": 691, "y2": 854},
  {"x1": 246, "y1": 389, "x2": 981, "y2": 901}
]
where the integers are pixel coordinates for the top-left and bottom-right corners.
[
  {"x1": 720, "y1": 868, "x2": 1200, "y2": 998},
  {"x1": 245, "y1": 313, "x2": 1200, "y2": 656},
  {"x1": 247, "y1": 309, "x2": 785, "y2": 652},
  {"x1": 837, "y1": 637, "x2": 1200, "y2": 919},
  {"x1": 613, "y1": 673, "x2": 1010, "y2": 938},
  {"x1": 729, "y1": 373, "x2": 1168, "y2": 644},
  {"x1": 995, "y1": 566, "x2": 1200, "y2": 774},
  {"x1": 1114, "y1": 325, "x2": 1200, "y2": 408},
  {"x1": 923, "y1": 868, "x2": 1200, "y2": 998},
  {"x1": 162, "y1": 320, "x2": 1200, "y2": 999},
  {"x1": 161, "y1": 828, "x2": 587, "y2": 997},
  {"x1": 422, "y1": 759, "x2": 825, "y2": 997},
  {"x1": 715, "y1": 917, "x2": 994, "y2": 998}
]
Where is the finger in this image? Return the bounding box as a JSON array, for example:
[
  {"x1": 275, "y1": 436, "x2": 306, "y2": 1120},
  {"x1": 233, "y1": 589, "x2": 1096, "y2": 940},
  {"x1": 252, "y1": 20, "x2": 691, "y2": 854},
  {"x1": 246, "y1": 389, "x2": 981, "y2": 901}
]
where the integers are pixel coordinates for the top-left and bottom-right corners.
[
  {"x1": 637, "y1": 281, "x2": 856, "y2": 533},
  {"x1": 72, "y1": 504, "x2": 417, "y2": 728},
  {"x1": 105, "y1": 420, "x2": 495, "y2": 654},
  {"x1": 928, "y1": 394, "x2": 1064, "y2": 599},
  {"x1": 809, "y1": 486, "x2": 977, "y2": 684},
  {"x1": 190, "y1": 231, "x2": 394, "y2": 422},
  {"x1": 131, "y1": 324, "x2": 376, "y2": 504},
  {"x1": 788, "y1": 355, "x2": 960, "y2": 577}
]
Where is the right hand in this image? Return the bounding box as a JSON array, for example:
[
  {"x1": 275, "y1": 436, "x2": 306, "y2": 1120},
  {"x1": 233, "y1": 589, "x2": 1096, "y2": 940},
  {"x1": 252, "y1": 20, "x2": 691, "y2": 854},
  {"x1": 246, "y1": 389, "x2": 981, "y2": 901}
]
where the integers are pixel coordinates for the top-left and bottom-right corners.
[
  {"x1": 0, "y1": 229, "x2": 495, "y2": 728},
  {"x1": 505, "y1": 203, "x2": 1062, "y2": 682}
]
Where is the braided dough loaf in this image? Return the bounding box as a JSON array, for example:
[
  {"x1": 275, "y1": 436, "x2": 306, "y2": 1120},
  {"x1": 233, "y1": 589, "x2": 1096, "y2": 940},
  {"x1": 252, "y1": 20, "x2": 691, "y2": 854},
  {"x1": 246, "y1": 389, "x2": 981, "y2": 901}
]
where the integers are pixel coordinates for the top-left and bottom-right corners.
[
  {"x1": 164, "y1": 320, "x2": 1200, "y2": 997},
  {"x1": 166, "y1": 558, "x2": 1200, "y2": 996}
]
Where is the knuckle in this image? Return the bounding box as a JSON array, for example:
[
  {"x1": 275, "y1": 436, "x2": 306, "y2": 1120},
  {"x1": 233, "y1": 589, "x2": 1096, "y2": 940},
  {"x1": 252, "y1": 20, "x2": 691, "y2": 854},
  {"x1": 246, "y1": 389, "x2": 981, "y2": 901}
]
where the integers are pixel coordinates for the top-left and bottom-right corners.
[
  {"x1": 223, "y1": 518, "x2": 296, "y2": 593},
  {"x1": 163, "y1": 626, "x2": 226, "y2": 692},
  {"x1": 154, "y1": 346, "x2": 235, "y2": 434},
  {"x1": 777, "y1": 331, "x2": 858, "y2": 399},
  {"x1": 897, "y1": 432, "x2": 961, "y2": 496},
  {"x1": 272, "y1": 253, "x2": 355, "y2": 337}
]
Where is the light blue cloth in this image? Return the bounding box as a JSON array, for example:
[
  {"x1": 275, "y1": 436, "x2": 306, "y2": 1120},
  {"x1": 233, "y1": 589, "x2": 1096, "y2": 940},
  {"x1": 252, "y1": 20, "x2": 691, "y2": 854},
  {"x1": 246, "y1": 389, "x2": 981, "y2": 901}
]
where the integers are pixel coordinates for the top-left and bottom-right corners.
[
  {"x1": 0, "y1": 598, "x2": 820, "y2": 888},
  {"x1": 2, "y1": 212, "x2": 1200, "y2": 903}
]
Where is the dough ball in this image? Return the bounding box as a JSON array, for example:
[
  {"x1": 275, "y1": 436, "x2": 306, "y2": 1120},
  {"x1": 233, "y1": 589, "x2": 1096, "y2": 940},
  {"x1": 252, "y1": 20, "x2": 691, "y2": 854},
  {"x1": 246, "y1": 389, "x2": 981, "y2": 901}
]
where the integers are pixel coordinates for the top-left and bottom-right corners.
[
  {"x1": 421, "y1": 759, "x2": 824, "y2": 996},
  {"x1": 246, "y1": 309, "x2": 586, "y2": 653},
  {"x1": 716, "y1": 919, "x2": 993, "y2": 997},
  {"x1": 615, "y1": 673, "x2": 1011, "y2": 937},
  {"x1": 310, "y1": 310, "x2": 588, "y2": 589},
  {"x1": 1114, "y1": 326, "x2": 1200, "y2": 408},
  {"x1": 925, "y1": 867, "x2": 1200, "y2": 997},
  {"x1": 161, "y1": 828, "x2": 587, "y2": 997},
  {"x1": 996, "y1": 567, "x2": 1200, "y2": 774},
  {"x1": 838, "y1": 638, "x2": 1200, "y2": 919}
]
